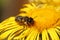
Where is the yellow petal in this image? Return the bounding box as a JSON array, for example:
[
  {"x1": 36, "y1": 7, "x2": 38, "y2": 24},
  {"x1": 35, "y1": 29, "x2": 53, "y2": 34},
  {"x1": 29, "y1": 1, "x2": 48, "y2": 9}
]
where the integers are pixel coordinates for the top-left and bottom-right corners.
[
  {"x1": 26, "y1": 29, "x2": 37, "y2": 40},
  {"x1": 14, "y1": 28, "x2": 31, "y2": 39},
  {"x1": 30, "y1": 30, "x2": 38, "y2": 40},
  {"x1": 36, "y1": 34, "x2": 40, "y2": 40},
  {"x1": 0, "y1": 27, "x2": 17, "y2": 39},
  {"x1": 47, "y1": 28, "x2": 59, "y2": 40},
  {"x1": 42, "y1": 29, "x2": 49, "y2": 40}
]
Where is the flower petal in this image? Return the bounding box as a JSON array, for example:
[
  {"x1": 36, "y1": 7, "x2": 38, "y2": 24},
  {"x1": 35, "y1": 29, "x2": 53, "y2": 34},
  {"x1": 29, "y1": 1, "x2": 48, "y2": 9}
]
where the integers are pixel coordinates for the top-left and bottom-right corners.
[{"x1": 47, "y1": 28, "x2": 59, "y2": 40}]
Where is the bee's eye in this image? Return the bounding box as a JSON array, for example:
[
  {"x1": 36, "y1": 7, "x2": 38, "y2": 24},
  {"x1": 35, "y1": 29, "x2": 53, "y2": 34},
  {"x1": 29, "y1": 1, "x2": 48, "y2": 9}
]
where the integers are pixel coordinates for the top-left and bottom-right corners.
[
  {"x1": 15, "y1": 16, "x2": 23, "y2": 22},
  {"x1": 23, "y1": 16, "x2": 34, "y2": 25},
  {"x1": 28, "y1": 17, "x2": 34, "y2": 24}
]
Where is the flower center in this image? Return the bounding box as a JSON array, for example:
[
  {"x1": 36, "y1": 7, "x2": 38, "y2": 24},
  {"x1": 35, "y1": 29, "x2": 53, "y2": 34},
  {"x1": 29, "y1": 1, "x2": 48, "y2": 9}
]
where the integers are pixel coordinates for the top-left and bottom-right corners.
[{"x1": 27, "y1": 8, "x2": 60, "y2": 32}]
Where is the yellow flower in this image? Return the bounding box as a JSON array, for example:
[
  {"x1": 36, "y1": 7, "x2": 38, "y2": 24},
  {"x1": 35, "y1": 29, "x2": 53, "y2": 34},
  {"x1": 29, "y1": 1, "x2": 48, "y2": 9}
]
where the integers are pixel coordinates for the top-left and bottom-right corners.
[
  {"x1": 29, "y1": 0, "x2": 60, "y2": 5},
  {"x1": 0, "y1": 3, "x2": 60, "y2": 40}
]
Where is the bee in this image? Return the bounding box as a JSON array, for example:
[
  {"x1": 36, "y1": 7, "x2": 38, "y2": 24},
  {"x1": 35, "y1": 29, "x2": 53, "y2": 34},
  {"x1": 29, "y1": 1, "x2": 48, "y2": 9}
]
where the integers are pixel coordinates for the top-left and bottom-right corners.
[{"x1": 15, "y1": 16, "x2": 34, "y2": 26}]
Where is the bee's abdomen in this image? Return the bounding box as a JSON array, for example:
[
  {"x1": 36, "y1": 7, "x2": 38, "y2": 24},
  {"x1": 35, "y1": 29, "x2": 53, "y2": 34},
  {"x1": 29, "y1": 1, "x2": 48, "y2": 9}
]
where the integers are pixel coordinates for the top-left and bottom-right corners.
[{"x1": 15, "y1": 16, "x2": 23, "y2": 22}]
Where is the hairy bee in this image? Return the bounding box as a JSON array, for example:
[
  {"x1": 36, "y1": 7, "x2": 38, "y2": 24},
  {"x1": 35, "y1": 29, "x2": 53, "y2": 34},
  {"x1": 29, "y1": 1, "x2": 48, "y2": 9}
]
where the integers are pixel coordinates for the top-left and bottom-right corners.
[{"x1": 15, "y1": 16, "x2": 34, "y2": 26}]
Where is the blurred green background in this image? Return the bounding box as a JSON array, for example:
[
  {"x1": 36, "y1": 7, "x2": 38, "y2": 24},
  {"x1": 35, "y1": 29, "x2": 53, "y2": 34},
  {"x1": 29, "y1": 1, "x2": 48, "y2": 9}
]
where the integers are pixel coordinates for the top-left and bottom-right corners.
[{"x1": 0, "y1": 0, "x2": 28, "y2": 22}]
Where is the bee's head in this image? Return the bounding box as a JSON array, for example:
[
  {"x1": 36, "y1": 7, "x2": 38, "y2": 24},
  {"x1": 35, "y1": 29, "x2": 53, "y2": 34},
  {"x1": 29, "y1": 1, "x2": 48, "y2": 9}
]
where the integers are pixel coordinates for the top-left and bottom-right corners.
[{"x1": 24, "y1": 16, "x2": 34, "y2": 26}]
